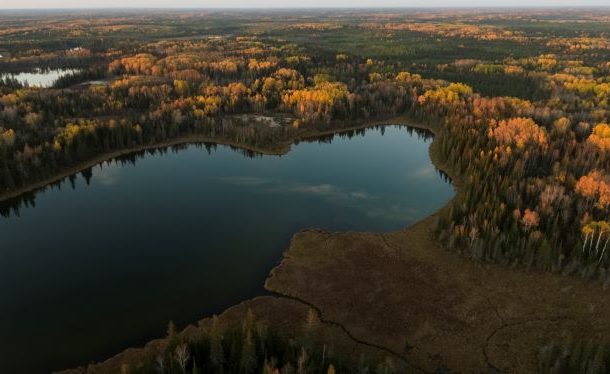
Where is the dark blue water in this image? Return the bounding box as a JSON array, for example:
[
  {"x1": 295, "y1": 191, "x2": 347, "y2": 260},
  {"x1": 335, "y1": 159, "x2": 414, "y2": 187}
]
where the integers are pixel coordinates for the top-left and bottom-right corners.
[{"x1": 0, "y1": 125, "x2": 453, "y2": 373}]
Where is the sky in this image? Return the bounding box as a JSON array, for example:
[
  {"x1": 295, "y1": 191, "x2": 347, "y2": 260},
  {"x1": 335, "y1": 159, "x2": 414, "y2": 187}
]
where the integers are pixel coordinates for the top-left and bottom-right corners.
[{"x1": 1, "y1": 0, "x2": 609, "y2": 9}]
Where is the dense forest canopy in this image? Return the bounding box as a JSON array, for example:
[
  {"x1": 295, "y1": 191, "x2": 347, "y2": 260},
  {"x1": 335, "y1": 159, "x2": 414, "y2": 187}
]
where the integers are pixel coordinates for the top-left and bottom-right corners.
[{"x1": 2, "y1": 8, "x2": 610, "y2": 274}]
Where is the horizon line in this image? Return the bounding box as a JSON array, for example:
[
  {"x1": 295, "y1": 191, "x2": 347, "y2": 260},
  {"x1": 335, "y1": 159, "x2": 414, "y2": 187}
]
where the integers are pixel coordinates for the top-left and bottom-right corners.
[{"x1": 2, "y1": 6, "x2": 610, "y2": 10}]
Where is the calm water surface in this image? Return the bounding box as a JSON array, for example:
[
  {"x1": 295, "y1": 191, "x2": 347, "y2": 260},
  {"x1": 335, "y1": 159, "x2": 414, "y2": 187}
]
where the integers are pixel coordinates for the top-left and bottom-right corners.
[
  {"x1": 0, "y1": 68, "x2": 79, "y2": 87},
  {"x1": 0, "y1": 126, "x2": 453, "y2": 373}
]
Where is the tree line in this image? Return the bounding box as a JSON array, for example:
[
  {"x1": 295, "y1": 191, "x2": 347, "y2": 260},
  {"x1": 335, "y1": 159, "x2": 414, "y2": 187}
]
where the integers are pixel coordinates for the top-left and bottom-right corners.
[{"x1": 1, "y1": 30, "x2": 610, "y2": 277}]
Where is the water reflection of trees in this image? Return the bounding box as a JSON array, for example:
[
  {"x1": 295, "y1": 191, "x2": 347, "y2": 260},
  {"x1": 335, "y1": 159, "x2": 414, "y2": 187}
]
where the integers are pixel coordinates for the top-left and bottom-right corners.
[
  {"x1": 302, "y1": 124, "x2": 432, "y2": 144},
  {"x1": 0, "y1": 142, "x2": 262, "y2": 218},
  {"x1": 302, "y1": 125, "x2": 451, "y2": 184},
  {"x1": 0, "y1": 125, "x2": 450, "y2": 218}
]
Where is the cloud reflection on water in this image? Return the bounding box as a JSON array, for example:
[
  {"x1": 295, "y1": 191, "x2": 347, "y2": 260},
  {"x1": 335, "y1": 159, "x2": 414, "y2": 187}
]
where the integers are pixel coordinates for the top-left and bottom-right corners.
[
  {"x1": 94, "y1": 165, "x2": 121, "y2": 186},
  {"x1": 214, "y1": 175, "x2": 423, "y2": 223}
]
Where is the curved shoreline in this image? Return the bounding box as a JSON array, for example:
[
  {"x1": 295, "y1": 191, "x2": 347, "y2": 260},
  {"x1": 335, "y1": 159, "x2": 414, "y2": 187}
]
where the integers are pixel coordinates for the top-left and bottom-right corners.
[
  {"x1": 0, "y1": 135, "x2": 290, "y2": 204},
  {"x1": 59, "y1": 116, "x2": 610, "y2": 373},
  {"x1": 55, "y1": 117, "x2": 457, "y2": 373},
  {"x1": 261, "y1": 125, "x2": 610, "y2": 372},
  {"x1": 0, "y1": 115, "x2": 422, "y2": 204}
]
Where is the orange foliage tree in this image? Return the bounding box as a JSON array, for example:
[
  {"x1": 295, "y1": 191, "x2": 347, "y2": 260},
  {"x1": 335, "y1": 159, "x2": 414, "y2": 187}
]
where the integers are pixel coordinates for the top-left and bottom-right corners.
[
  {"x1": 588, "y1": 123, "x2": 610, "y2": 152},
  {"x1": 488, "y1": 117, "x2": 547, "y2": 148},
  {"x1": 575, "y1": 170, "x2": 610, "y2": 209}
]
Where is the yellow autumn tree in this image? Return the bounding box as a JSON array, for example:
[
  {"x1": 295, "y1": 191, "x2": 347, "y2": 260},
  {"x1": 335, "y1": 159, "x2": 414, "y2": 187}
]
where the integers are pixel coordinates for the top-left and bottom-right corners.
[{"x1": 588, "y1": 123, "x2": 610, "y2": 152}]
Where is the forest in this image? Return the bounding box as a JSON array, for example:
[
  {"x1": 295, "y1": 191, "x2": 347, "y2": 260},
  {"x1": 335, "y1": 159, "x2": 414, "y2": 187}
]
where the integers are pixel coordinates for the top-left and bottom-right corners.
[
  {"x1": 129, "y1": 308, "x2": 398, "y2": 374},
  {"x1": 2, "y1": 8, "x2": 610, "y2": 373}
]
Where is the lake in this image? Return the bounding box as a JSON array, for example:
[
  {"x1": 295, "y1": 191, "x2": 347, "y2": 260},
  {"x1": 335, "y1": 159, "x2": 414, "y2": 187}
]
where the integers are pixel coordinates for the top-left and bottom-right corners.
[
  {"x1": 0, "y1": 68, "x2": 79, "y2": 88},
  {"x1": 0, "y1": 125, "x2": 454, "y2": 373}
]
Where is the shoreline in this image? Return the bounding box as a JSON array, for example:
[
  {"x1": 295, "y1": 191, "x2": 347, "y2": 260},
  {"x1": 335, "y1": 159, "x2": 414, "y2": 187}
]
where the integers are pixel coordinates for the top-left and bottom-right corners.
[
  {"x1": 60, "y1": 116, "x2": 610, "y2": 373},
  {"x1": 58, "y1": 116, "x2": 458, "y2": 373},
  {"x1": 0, "y1": 115, "x2": 423, "y2": 204},
  {"x1": 0, "y1": 135, "x2": 290, "y2": 204}
]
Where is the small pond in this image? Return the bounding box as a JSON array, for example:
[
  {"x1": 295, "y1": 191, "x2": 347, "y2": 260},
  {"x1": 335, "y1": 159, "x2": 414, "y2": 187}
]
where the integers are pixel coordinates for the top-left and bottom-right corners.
[{"x1": 0, "y1": 68, "x2": 79, "y2": 87}]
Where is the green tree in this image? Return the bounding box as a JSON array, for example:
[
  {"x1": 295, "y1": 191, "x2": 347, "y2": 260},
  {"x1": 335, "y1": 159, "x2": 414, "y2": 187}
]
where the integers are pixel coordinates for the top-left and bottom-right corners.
[
  {"x1": 239, "y1": 330, "x2": 256, "y2": 373},
  {"x1": 209, "y1": 315, "x2": 225, "y2": 370}
]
